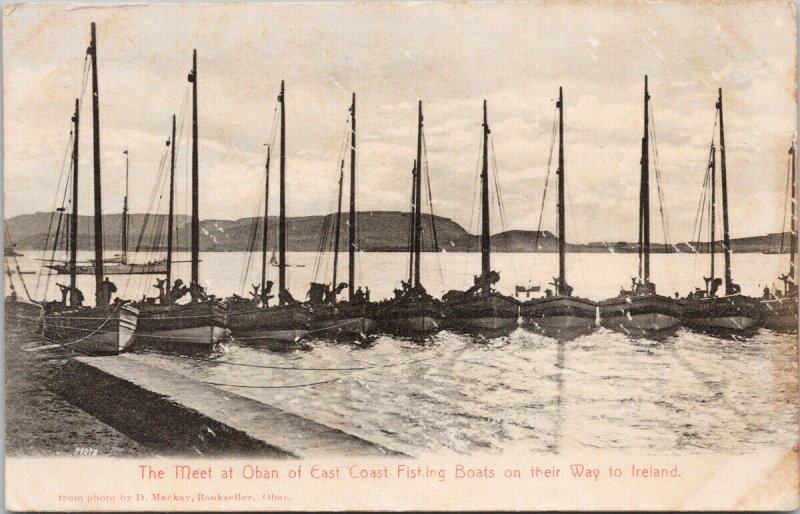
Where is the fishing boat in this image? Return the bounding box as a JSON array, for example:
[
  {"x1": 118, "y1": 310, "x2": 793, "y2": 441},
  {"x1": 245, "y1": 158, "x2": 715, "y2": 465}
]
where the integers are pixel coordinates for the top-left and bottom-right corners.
[
  {"x1": 308, "y1": 94, "x2": 378, "y2": 338},
  {"x1": 758, "y1": 140, "x2": 798, "y2": 332},
  {"x1": 442, "y1": 100, "x2": 519, "y2": 333},
  {"x1": 599, "y1": 76, "x2": 682, "y2": 335},
  {"x1": 378, "y1": 101, "x2": 445, "y2": 334},
  {"x1": 227, "y1": 81, "x2": 312, "y2": 344},
  {"x1": 43, "y1": 150, "x2": 169, "y2": 275},
  {"x1": 40, "y1": 24, "x2": 138, "y2": 355},
  {"x1": 682, "y1": 89, "x2": 759, "y2": 333},
  {"x1": 134, "y1": 51, "x2": 229, "y2": 347},
  {"x1": 520, "y1": 88, "x2": 597, "y2": 336}
]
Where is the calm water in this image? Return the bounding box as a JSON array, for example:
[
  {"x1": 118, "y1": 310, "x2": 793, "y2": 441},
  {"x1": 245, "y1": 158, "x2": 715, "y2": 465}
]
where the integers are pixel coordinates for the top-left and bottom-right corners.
[{"x1": 9, "y1": 251, "x2": 798, "y2": 456}]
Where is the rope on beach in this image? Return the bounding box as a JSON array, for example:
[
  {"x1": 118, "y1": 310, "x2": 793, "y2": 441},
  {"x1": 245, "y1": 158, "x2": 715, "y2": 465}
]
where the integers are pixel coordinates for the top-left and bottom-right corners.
[{"x1": 202, "y1": 377, "x2": 341, "y2": 389}]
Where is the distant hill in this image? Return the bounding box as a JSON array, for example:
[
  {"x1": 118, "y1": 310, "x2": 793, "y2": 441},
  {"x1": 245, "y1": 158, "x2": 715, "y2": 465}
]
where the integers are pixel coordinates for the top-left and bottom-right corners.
[{"x1": 3, "y1": 211, "x2": 792, "y2": 254}]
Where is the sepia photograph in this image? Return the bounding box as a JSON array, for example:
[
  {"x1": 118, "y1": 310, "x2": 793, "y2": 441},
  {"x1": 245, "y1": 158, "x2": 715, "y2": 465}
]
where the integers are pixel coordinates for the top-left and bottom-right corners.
[{"x1": 2, "y1": 1, "x2": 798, "y2": 510}]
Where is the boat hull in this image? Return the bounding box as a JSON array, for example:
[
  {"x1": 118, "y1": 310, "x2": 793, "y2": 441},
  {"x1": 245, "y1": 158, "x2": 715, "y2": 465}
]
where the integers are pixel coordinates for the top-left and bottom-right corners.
[
  {"x1": 443, "y1": 292, "x2": 519, "y2": 332},
  {"x1": 135, "y1": 302, "x2": 229, "y2": 346},
  {"x1": 759, "y1": 295, "x2": 798, "y2": 333},
  {"x1": 45, "y1": 260, "x2": 168, "y2": 275},
  {"x1": 378, "y1": 296, "x2": 444, "y2": 335},
  {"x1": 521, "y1": 295, "x2": 598, "y2": 335},
  {"x1": 41, "y1": 303, "x2": 138, "y2": 355},
  {"x1": 310, "y1": 303, "x2": 378, "y2": 338},
  {"x1": 682, "y1": 295, "x2": 760, "y2": 333},
  {"x1": 599, "y1": 294, "x2": 683, "y2": 335},
  {"x1": 228, "y1": 304, "x2": 312, "y2": 343}
]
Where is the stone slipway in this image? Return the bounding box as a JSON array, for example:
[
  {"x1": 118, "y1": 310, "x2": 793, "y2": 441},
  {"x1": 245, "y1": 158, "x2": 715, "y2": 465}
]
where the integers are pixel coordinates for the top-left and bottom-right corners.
[{"x1": 54, "y1": 356, "x2": 405, "y2": 458}]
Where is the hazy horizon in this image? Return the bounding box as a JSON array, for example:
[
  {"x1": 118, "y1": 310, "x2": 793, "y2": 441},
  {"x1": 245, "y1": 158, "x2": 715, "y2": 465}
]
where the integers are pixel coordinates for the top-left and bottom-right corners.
[{"x1": 3, "y1": 2, "x2": 796, "y2": 244}]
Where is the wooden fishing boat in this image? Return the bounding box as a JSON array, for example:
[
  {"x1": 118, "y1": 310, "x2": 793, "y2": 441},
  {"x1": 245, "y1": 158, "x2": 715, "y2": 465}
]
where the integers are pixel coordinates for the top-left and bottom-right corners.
[
  {"x1": 44, "y1": 151, "x2": 168, "y2": 275},
  {"x1": 442, "y1": 101, "x2": 519, "y2": 333},
  {"x1": 135, "y1": 300, "x2": 228, "y2": 345},
  {"x1": 758, "y1": 141, "x2": 798, "y2": 333},
  {"x1": 377, "y1": 101, "x2": 444, "y2": 335},
  {"x1": 599, "y1": 77, "x2": 682, "y2": 334},
  {"x1": 134, "y1": 51, "x2": 229, "y2": 347},
  {"x1": 227, "y1": 81, "x2": 311, "y2": 343},
  {"x1": 307, "y1": 94, "x2": 379, "y2": 338},
  {"x1": 37, "y1": 24, "x2": 139, "y2": 354},
  {"x1": 520, "y1": 88, "x2": 596, "y2": 336},
  {"x1": 42, "y1": 302, "x2": 138, "y2": 355},
  {"x1": 682, "y1": 89, "x2": 758, "y2": 334}
]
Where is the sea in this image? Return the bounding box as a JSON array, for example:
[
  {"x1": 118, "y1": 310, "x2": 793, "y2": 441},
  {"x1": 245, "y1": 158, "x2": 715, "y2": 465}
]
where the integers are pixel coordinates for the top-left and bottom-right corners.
[{"x1": 7, "y1": 250, "x2": 799, "y2": 455}]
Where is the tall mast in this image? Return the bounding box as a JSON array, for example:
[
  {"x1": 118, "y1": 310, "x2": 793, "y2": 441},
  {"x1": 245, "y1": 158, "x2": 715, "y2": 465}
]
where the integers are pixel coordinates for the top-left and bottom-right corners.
[
  {"x1": 556, "y1": 87, "x2": 566, "y2": 295},
  {"x1": 189, "y1": 49, "x2": 199, "y2": 287},
  {"x1": 413, "y1": 101, "x2": 423, "y2": 288},
  {"x1": 332, "y1": 159, "x2": 345, "y2": 297},
  {"x1": 89, "y1": 22, "x2": 104, "y2": 304},
  {"x1": 717, "y1": 88, "x2": 733, "y2": 295},
  {"x1": 69, "y1": 99, "x2": 79, "y2": 301},
  {"x1": 278, "y1": 80, "x2": 287, "y2": 300},
  {"x1": 639, "y1": 75, "x2": 651, "y2": 285},
  {"x1": 122, "y1": 150, "x2": 129, "y2": 263},
  {"x1": 408, "y1": 159, "x2": 416, "y2": 285},
  {"x1": 790, "y1": 140, "x2": 796, "y2": 283},
  {"x1": 260, "y1": 146, "x2": 271, "y2": 295},
  {"x1": 709, "y1": 144, "x2": 716, "y2": 287},
  {"x1": 166, "y1": 114, "x2": 176, "y2": 291},
  {"x1": 480, "y1": 100, "x2": 491, "y2": 284},
  {"x1": 348, "y1": 93, "x2": 357, "y2": 301}
]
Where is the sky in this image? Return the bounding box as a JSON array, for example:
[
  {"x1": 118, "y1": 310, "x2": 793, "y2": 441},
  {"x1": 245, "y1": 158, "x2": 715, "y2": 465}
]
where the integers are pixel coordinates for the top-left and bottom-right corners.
[{"x1": 2, "y1": 1, "x2": 797, "y2": 243}]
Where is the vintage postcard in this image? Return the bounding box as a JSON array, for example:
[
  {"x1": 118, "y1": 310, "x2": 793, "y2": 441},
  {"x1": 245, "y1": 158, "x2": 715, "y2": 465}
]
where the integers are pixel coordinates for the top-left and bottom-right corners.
[{"x1": 2, "y1": 0, "x2": 798, "y2": 511}]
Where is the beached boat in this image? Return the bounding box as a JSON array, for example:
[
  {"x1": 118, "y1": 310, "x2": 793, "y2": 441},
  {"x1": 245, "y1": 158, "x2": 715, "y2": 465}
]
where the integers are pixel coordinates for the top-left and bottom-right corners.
[
  {"x1": 599, "y1": 76, "x2": 682, "y2": 334},
  {"x1": 520, "y1": 88, "x2": 596, "y2": 336},
  {"x1": 227, "y1": 81, "x2": 311, "y2": 343},
  {"x1": 443, "y1": 100, "x2": 519, "y2": 333},
  {"x1": 39, "y1": 24, "x2": 138, "y2": 354},
  {"x1": 758, "y1": 140, "x2": 798, "y2": 333},
  {"x1": 133, "y1": 51, "x2": 229, "y2": 347},
  {"x1": 377, "y1": 101, "x2": 444, "y2": 334},
  {"x1": 308, "y1": 94, "x2": 379, "y2": 338},
  {"x1": 682, "y1": 89, "x2": 758, "y2": 333}
]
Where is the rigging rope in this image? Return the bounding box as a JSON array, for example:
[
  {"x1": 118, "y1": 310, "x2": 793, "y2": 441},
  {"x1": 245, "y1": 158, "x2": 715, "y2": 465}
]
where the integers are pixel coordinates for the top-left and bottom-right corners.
[{"x1": 533, "y1": 107, "x2": 559, "y2": 251}]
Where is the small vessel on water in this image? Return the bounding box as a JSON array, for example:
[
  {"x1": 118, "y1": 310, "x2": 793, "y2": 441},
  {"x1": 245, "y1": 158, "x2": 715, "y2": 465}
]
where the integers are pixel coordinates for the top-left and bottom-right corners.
[
  {"x1": 599, "y1": 76, "x2": 683, "y2": 335},
  {"x1": 134, "y1": 51, "x2": 229, "y2": 347},
  {"x1": 309, "y1": 94, "x2": 378, "y2": 338},
  {"x1": 520, "y1": 88, "x2": 597, "y2": 336},
  {"x1": 682, "y1": 89, "x2": 759, "y2": 333},
  {"x1": 43, "y1": 151, "x2": 169, "y2": 275},
  {"x1": 378, "y1": 101, "x2": 444, "y2": 334},
  {"x1": 227, "y1": 81, "x2": 312, "y2": 344},
  {"x1": 758, "y1": 141, "x2": 797, "y2": 332},
  {"x1": 442, "y1": 100, "x2": 519, "y2": 333},
  {"x1": 40, "y1": 24, "x2": 138, "y2": 355}
]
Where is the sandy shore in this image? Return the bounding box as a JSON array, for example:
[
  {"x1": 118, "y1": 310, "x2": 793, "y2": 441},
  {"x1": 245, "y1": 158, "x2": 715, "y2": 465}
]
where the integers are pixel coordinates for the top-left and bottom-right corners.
[{"x1": 5, "y1": 319, "x2": 148, "y2": 457}]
